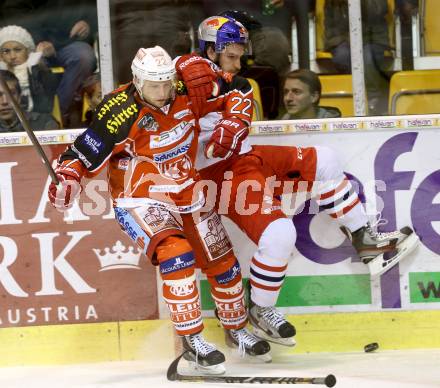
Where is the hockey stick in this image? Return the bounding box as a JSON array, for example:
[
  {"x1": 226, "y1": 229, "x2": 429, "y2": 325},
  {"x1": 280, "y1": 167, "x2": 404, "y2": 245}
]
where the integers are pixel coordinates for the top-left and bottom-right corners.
[
  {"x1": 167, "y1": 352, "x2": 337, "y2": 386},
  {"x1": 0, "y1": 73, "x2": 59, "y2": 184}
]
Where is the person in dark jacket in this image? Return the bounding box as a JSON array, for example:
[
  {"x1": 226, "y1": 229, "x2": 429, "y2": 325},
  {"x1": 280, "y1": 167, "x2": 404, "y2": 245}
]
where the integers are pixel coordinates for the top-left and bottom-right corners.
[
  {"x1": 280, "y1": 69, "x2": 341, "y2": 119},
  {"x1": 324, "y1": 0, "x2": 389, "y2": 115},
  {"x1": 111, "y1": 0, "x2": 205, "y2": 85},
  {"x1": 2, "y1": 0, "x2": 98, "y2": 127},
  {"x1": 0, "y1": 25, "x2": 58, "y2": 114},
  {"x1": 0, "y1": 70, "x2": 58, "y2": 132}
]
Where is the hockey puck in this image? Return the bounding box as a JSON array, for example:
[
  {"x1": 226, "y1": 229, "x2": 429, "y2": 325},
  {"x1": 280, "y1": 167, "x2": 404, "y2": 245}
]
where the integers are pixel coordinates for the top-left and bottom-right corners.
[
  {"x1": 325, "y1": 374, "x2": 337, "y2": 387},
  {"x1": 364, "y1": 342, "x2": 379, "y2": 352}
]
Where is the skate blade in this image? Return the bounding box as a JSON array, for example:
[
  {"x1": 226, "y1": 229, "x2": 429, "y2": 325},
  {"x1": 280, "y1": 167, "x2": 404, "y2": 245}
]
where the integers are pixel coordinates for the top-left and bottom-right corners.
[
  {"x1": 232, "y1": 347, "x2": 273, "y2": 363},
  {"x1": 252, "y1": 327, "x2": 297, "y2": 348},
  {"x1": 185, "y1": 360, "x2": 226, "y2": 375},
  {"x1": 226, "y1": 339, "x2": 273, "y2": 363},
  {"x1": 255, "y1": 352, "x2": 272, "y2": 363},
  {"x1": 368, "y1": 232, "x2": 420, "y2": 278}
]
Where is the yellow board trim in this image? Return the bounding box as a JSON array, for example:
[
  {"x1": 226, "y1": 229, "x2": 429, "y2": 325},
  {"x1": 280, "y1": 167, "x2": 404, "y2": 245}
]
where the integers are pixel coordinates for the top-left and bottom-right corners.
[{"x1": 1, "y1": 311, "x2": 440, "y2": 366}]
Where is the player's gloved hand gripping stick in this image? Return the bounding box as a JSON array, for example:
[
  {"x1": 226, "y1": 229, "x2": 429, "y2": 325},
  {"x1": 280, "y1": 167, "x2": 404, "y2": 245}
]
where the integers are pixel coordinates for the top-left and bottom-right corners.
[{"x1": 48, "y1": 161, "x2": 82, "y2": 211}]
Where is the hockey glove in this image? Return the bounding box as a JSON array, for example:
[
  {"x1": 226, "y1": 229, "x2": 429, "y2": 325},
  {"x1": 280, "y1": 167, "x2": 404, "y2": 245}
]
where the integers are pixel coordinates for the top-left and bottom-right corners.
[
  {"x1": 175, "y1": 54, "x2": 219, "y2": 118},
  {"x1": 48, "y1": 161, "x2": 83, "y2": 211},
  {"x1": 205, "y1": 117, "x2": 249, "y2": 159}
]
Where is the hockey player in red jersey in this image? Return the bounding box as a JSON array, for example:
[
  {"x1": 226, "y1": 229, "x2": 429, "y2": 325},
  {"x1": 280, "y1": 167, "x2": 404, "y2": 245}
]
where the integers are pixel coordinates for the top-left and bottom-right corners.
[
  {"x1": 194, "y1": 16, "x2": 420, "y2": 347},
  {"x1": 48, "y1": 46, "x2": 271, "y2": 374}
]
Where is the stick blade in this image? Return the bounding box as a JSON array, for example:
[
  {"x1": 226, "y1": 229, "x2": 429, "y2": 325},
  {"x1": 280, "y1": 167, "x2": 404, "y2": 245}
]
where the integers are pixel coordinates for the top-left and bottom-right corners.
[{"x1": 167, "y1": 351, "x2": 186, "y2": 381}]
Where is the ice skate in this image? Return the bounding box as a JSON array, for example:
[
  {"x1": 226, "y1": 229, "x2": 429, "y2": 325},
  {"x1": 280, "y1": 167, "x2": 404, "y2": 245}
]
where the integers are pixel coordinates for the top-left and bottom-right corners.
[
  {"x1": 341, "y1": 222, "x2": 419, "y2": 278},
  {"x1": 248, "y1": 299, "x2": 296, "y2": 347},
  {"x1": 225, "y1": 327, "x2": 272, "y2": 362},
  {"x1": 182, "y1": 333, "x2": 226, "y2": 375}
]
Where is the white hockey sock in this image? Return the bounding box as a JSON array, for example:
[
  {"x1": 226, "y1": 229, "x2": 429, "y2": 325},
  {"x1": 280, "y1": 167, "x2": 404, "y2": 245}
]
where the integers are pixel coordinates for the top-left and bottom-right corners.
[
  {"x1": 317, "y1": 177, "x2": 367, "y2": 231},
  {"x1": 314, "y1": 146, "x2": 368, "y2": 232},
  {"x1": 250, "y1": 218, "x2": 296, "y2": 307}
]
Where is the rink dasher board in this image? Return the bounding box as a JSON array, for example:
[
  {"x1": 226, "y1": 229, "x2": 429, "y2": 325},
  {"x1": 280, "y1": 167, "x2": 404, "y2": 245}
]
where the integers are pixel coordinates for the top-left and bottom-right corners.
[
  {"x1": 0, "y1": 116, "x2": 439, "y2": 366},
  {"x1": 225, "y1": 126, "x2": 440, "y2": 314},
  {"x1": 1, "y1": 113, "x2": 440, "y2": 148},
  {"x1": 1, "y1": 118, "x2": 439, "y2": 315}
]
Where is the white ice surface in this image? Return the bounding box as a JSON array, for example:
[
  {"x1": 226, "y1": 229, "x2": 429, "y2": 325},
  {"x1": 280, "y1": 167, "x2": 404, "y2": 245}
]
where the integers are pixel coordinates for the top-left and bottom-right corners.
[{"x1": 1, "y1": 348, "x2": 439, "y2": 388}]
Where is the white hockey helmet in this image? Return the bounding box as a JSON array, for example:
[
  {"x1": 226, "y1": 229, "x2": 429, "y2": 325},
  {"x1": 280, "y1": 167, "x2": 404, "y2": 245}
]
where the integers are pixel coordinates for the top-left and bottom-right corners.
[{"x1": 131, "y1": 46, "x2": 176, "y2": 95}]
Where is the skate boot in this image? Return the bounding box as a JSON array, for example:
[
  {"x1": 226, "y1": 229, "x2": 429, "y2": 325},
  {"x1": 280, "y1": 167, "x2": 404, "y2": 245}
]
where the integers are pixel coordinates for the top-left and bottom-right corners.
[
  {"x1": 341, "y1": 222, "x2": 419, "y2": 278},
  {"x1": 182, "y1": 332, "x2": 226, "y2": 375},
  {"x1": 225, "y1": 327, "x2": 272, "y2": 362},
  {"x1": 248, "y1": 299, "x2": 296, "y2": 347}
]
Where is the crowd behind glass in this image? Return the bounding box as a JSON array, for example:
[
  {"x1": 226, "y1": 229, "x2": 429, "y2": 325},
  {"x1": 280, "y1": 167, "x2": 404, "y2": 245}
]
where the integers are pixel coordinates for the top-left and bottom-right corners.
[{"x1": 0, "y1": 0, "x2": 430, "y2": 132}]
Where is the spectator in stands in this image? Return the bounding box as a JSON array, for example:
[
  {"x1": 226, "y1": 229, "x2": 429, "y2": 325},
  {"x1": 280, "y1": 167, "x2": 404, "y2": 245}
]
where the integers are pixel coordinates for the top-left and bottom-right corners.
[
  {"x1": 324, "y1": 0, "x2": 389, "y2": 115},
  {"x1": 280, "y1": 69, "x2": 341, "y2": 119},
  {"x1": 111, "y1": 0, "x2": 205, "y2": 85},
  {"x1": 0, "y1": 25, "x2": 58, "y2": 114},
  {"x1": 13, "y1": 0, "x2": 98, "y2": 127},
  {"x1": 80, "y1": 73, "x2": 101, "y2": 126},
  {"x1": 0, "y1": 70, "x2": 59, "y2": 132}
]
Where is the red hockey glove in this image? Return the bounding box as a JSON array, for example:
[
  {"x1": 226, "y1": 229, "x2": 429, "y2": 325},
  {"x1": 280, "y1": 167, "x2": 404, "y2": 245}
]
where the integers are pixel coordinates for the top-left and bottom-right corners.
[
  {"x1": 205, "y1": 117, "x2": 249, "y2": 159},
  {"x1": 175, "y1": 54, "x2": 219, "y2": 117},
  {"x1": 48, "y1": 161, "x2": 83, "y2": 211}
]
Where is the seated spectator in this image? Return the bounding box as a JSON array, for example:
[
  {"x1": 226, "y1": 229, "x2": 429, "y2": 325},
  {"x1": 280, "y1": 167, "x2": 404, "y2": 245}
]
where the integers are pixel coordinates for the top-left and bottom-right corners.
[
  {"x1": 0, "y1": 70, "x2": 59, "y2": 132},
  {"x1": 80, "y1": 73, "x2": 101, "y2": 126},
  {"x1": 27, "y1": 0, "x2": 98, "y2": 127},
  {"x1": 0, "y1": 25, "x2": 58, "y2": 114},
  {"x1": 324, "y1": 0, "x2": 389, "y2": 115},
  {"x1": 280, "y1": 69, "x2": 341, "y2": 119}
]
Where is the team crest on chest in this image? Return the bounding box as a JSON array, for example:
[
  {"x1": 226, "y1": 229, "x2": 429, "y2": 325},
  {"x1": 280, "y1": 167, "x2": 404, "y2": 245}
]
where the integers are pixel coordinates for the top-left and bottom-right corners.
[
  {"x1": 157, "y1": 154, "x2": 192, "y2": 181},
  {"x1": 137, "y1": 113, "x2": 159, "y2": 132}
]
